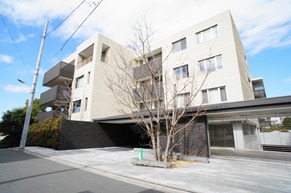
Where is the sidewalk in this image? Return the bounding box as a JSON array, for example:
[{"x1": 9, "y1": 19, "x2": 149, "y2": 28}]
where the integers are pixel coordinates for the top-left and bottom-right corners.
[{"x1": 24, "y1": 146, "x2": 291, "y2": 193}]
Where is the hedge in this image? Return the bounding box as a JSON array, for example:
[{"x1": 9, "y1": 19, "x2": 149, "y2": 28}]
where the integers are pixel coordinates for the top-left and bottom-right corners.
[{"x1": 27, "y1": 116, "x2": 63, "y2": 149}]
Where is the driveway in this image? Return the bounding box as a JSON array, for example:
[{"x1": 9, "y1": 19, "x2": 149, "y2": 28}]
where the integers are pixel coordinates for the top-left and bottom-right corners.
[{"x1": 24, "y1": 147, "x2": 291, "y2": 193}]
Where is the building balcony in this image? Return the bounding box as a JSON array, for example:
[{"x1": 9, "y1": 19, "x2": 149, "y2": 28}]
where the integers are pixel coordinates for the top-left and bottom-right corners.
[
  {"x1": 133, "y1": 58, "x2": 162, "y2": 80},
  {"x1": 39, "y1": 85, "x2": 71, "y2": 107},
  {"x1": 254, "y1": 90, "x2": 266, "y2": 99},
  {"x1": 133, "y1": 82, "x2": 164, "y2": 102},
  {"x1": 36, "y1": 110, "x2": 64, "y2": 123},
  {"x1": 43, "y1": 61, "x2": 74, "y2": 87},
  {"x1": 252, "y1": 78, "x2": 266, "y2": 99}
]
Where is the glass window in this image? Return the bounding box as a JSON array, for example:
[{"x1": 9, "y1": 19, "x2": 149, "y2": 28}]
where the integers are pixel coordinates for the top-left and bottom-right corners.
[
  {"x1": 220, "y1": 87, "x2": 227, "y2": 101},
  {"x1": 202, "y1": 87, "x2": 227, "y2": 104},
  {"x1": 196, "y1": 25, "x2": 218, "y2": 44},
  {"x1": 72, "y1": 100, "x2": 81, "y2": 113},
  {"x1": 172, "y1": 38, "x2": 187, "y2": 53},
  {"x1": 174, "y1": 65, "x2": 189, "y2": 80},
  {"x1": 199, "y1": 55, "x2": 222, "y2": 72},
  {"x1": 75, "y1": 75, "x2": 84, "y2": 88},
  {"x1": 139, "y1": 101, "x2": 151, "y2": 110},
  {"x1": 87, "y1": 71, "x2": 90, "y2": 84},
  {"x1": 84, "y1": 97, "x2": 88, "y2": 111},
  {"x1": 177, "y1": 92, "x2": 190, "y2": 108},
  {"x1": 101, "y1": 44, "x2": 110, "y2": 63}
]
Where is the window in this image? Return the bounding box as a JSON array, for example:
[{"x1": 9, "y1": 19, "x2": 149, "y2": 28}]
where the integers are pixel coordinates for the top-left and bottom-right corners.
[
  {"x1": 174, "y1": 65, "x2": 189, "y2": 80},
  {"x1": 172, "y1": 38, "x2": 187, "y2": 53},
  {"x1": 139, "y1": 101, "x2": 151, "y2": 110},
  {"x1": 199, "y1": 55, "x2": 222, "y2": 72},
  {"x1": 75, "y1": 75, "x2": 84, "y2": 88},
  {"x1": 196, "y1": 25, "x2": 218, "y2": 44},
  {"x1": 72, "y1": 100, "x2": 81, "y2": 113},
  {"x1": 84, "y1": 97, "x2": 88, "y2": 111},
  {"x1": 176, "y1": 92, "x2": 190, "y2": 108},
  {"x1": 87, "y1": 71, "x2": 91, "y2": 84},
  {"x1": 202, "y1": 87, "x2": 227, "y2": 104},
  {"x1": 101, "y1": 44, "x2": 110, "y2": 63},
  {"x1": 153, "y1": 100, "x2": 164, "y2": 109}
]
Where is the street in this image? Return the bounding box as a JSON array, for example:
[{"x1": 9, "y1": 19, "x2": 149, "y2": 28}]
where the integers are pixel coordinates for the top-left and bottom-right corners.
[{"x1": 0, "y1": 149, "x2": 170, "y2": 193}]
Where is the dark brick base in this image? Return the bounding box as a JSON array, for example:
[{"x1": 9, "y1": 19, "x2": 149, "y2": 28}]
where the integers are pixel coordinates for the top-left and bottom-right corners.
[{"x1": 58, "y1": 120, "x2": 142, "y2": 150}]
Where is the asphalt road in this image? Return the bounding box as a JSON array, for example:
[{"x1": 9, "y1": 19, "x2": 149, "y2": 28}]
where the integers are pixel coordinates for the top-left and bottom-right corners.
[{"x1": 0, "y1": 149, "x2": 165, "y2": 193}]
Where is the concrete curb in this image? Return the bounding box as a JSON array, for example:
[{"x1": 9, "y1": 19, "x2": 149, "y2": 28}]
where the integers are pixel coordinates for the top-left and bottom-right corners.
[{"x1": 131, "y1": 158, "x2": 171, "y2": 168}]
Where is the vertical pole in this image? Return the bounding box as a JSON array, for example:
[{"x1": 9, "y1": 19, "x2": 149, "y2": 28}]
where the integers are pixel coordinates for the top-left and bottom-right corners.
[{"x1": 19, "y1": 20, "x2": 48, "y2": 152}]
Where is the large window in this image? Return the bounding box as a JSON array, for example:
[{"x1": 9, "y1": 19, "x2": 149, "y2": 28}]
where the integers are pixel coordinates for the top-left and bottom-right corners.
[
  {"x1": 176, "y1": 92, "x2": 190, "y2": 108},
  {"x1": 72, "y1": 100, "x2": 81, "y2": 113},
  {"x1": 174, "y1": 65, "x2": 189, "y2": 80},
  {"x1": 202, "y1": 87, "x2": 227, "y2": 104},
  {"x1": 75, "y1": 75, "x2": 84, "y2": 88},
  {"x1": 172, "y1": 38, "x2": 187, "y2": 53},
  {"x1": 199, "y1": 55, "x2": 222, "y2": 72},
  {"x1": 196, "y1": 25, "x2": 218, "y2": 44}
]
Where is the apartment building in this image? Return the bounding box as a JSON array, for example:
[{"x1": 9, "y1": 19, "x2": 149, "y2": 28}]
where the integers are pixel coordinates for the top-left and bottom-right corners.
[
  {"x1": 38, "y1": 10, "x2": 263, "y2": 151},
  {"x1": 39, "y1": 33, "x2": 133, "y2": 122}
]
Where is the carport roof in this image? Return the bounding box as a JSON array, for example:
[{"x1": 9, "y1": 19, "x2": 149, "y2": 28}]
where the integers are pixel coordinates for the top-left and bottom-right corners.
[{"x1": 93, "y1": 95, "x2": 291, "y2": 124}]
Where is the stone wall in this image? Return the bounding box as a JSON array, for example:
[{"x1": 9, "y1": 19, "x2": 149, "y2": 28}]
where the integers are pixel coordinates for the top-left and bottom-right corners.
[
  {"x1": 58, "y1": 120, "x2": 141, "y2": 150},
  {"x1": 160, "y1": 116, "x2": 209, "y2": 157}
]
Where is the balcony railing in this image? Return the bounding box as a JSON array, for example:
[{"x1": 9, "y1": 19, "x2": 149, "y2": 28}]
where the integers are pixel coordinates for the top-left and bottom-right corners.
[
  {"x1": 43, "y1": 61, "x2": 74, "y2": 87},
  {"x1": 133, "y1": 58, "x2": 162, "y2": 80},
  {"x1": 39, "y1": 85, "x2": 71, "y2": 107},
  {"x1": 77, "y1": 55, "x2": 93, "y2": 69}
]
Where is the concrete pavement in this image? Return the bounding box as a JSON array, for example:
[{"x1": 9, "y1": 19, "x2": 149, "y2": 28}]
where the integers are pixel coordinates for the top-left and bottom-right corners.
[{"x1": 23, "y1": 146, "x2": 291, "y2": 193}]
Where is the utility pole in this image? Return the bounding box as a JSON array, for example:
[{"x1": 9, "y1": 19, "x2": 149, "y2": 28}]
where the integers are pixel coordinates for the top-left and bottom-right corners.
[{"x1": 19, "y1": 20, "x2": 48, "y2": 152}]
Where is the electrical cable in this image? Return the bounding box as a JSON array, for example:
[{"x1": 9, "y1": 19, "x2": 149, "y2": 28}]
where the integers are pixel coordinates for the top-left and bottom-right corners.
[
  {"x1": 60, "y1": 0, "x2": 103, "y2": 51},
  {"x1": 46, "y1": 0, "x2": 86, "y2": 37},
  {"x1": 42, "y1": 0, "x2": 103, "y2": 69},
  {"x1": 0, "y1": 14, "x2": 33, "y2": 81}
]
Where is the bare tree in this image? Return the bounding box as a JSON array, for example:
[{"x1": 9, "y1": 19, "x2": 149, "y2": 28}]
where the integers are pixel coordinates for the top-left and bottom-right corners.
[
  {"x1": 106, "y1": 20, "x2": 209, "y2": 162},
  {"x1": 54, "y1": 80, "x2": 74, "y2": 120}
]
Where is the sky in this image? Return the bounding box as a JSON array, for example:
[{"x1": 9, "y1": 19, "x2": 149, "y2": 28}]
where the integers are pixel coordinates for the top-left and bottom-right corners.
[{"x1": 0, "y1": 0, "x2": 291, "y2": 117}]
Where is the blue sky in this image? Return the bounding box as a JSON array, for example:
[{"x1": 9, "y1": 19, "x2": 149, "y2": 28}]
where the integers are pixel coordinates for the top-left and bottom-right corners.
[{"x1": 0, "y1": 0, "x2": 291, "y2": 117}]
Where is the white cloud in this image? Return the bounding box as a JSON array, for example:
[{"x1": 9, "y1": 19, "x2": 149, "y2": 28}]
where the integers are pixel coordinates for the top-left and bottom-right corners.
[
  {"x1": 1, "y1": 0, "x2": 291, "y2": 55},
  {"x1": 284, "y1": 77, "x2": 291, "y2": 83},
  {"x1": 0, "y1": 54, "x2": 14, "y2": 64},
  {"x1": 4, "y1": 84, "x2": 30, "y2": 93},
  {"x1": 15, "y1": 33, "x2": 35, "y2": 43}
]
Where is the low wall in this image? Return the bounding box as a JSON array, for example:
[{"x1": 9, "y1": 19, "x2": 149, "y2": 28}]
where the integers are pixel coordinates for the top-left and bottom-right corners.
[
  {"x1": 58, "y1": 120, "x2": 141, "y2": 150},
  {"x1": 260, "y1": 131, "x2": 291, "y2": 146},
  {"x1": 170, "y1": 116, "x2": 209, "y2": 157}
]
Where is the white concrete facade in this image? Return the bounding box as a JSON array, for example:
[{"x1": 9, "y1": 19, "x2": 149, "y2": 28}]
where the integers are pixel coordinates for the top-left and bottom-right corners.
[
  {"x1": 62, "y1": 33, "x2": 133, "y2": 121},
  {"x1": 42, "y1": 10, "x2": 261, "y2": 150},
  {"x1": 154, "y1": 10, "x2": 254, "y2": 107}
]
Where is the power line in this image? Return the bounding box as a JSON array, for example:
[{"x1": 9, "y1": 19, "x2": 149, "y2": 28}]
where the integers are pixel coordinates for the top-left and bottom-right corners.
[
  {"x1": 46, "y1": 0, "x2": 86, "y2": 37},
  {"x1": 0, "y1": 14, "x2": 33, "y2": 81},
  {"x1": 42, "y1": 0, "x2": 103, "y2": 69},
  {"x1": 60, "y1": 0, "x2": 103, "y2": 51}
]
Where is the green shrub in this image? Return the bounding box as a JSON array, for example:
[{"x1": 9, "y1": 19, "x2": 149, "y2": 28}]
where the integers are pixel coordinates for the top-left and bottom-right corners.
[{"x1": 27, "y1": 116, "x2": 63, "y2": 149}]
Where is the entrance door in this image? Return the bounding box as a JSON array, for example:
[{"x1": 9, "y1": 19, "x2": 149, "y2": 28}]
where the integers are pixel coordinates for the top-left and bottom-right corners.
[{"x1": 209, "y1": 124, "x2": 234, "y2": 148}]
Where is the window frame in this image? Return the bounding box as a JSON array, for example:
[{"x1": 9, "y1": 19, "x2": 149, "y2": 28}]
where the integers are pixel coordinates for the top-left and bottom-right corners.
[
  {"x1": 199, "y1": 55, "x2": 222, "y2": 72},
  {"x1": 174, "y1": 64, "x2": 189, "y2": 80},
  {"x1": 196, "y1": 25, "x2": 218, "y2": 44},
  {"x1": 202, "y1": 86, "x2": 227, "y2": 104},
  {"x1": 176, "y1": 92, "x2": 190, "y2": 108},
  {"x1": 172, "y1": 38, "x2": 187, "y2": 53},
  {"x1": 72, "y1": 99, "x2": 81, "y2": 113},
  {"x1": 75, "y1": 75, "x2": 84, "y2": 88}
]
